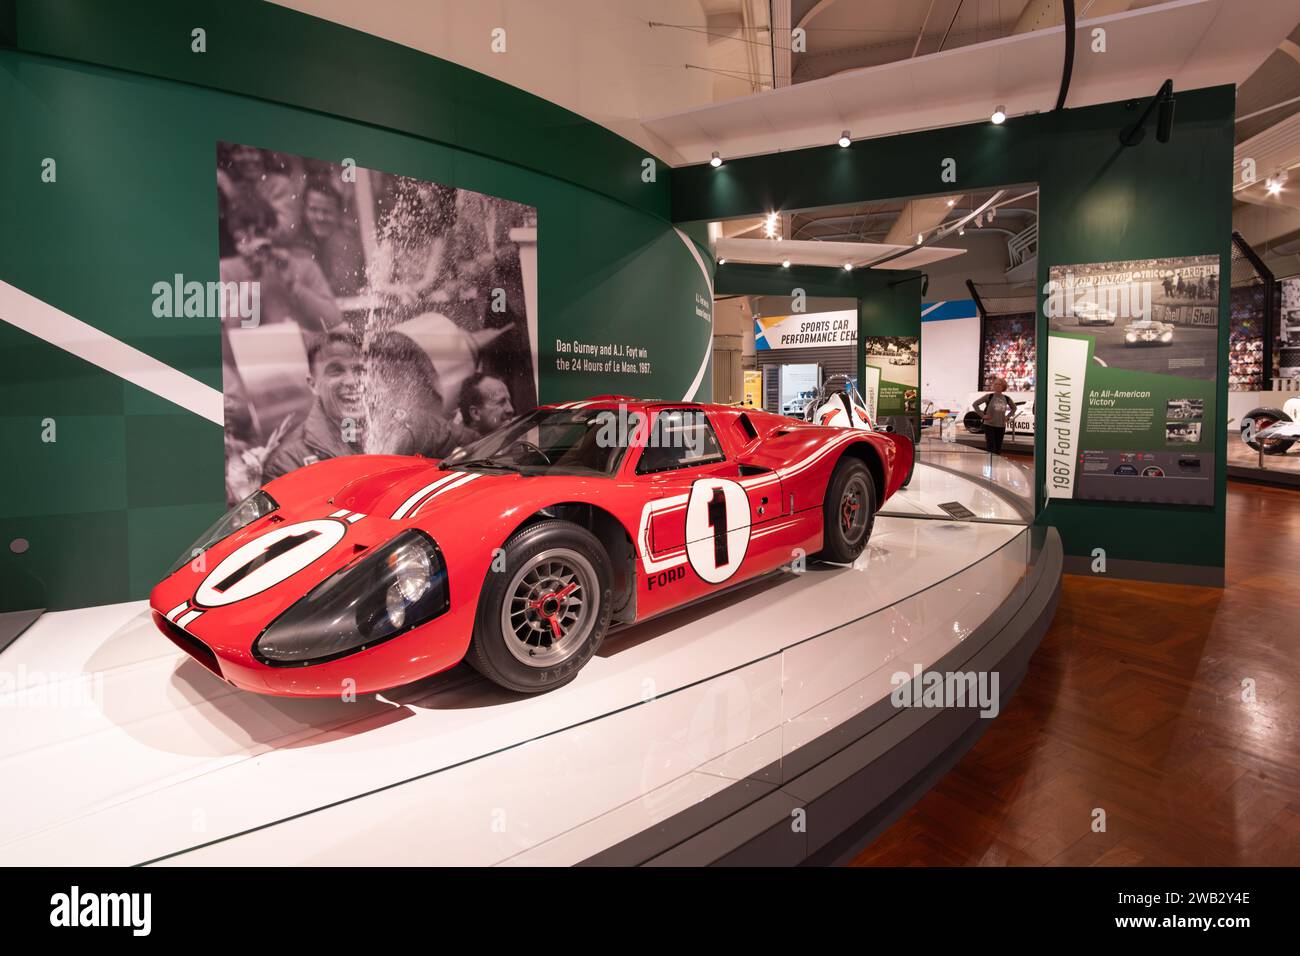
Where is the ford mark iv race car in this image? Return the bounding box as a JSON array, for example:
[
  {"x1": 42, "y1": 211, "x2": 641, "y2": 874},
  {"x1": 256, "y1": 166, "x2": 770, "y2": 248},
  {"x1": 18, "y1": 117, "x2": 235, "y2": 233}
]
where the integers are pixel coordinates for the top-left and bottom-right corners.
[
  {"x1": 151, "y1": 397, "x2": 911, "y2": 695},
  {"x1": 1241, "y1": 397, "x2": 1300, "y2": 456},
  {"x1": 1124, "y1": 318, "x2": 1175, "y2": 346}
]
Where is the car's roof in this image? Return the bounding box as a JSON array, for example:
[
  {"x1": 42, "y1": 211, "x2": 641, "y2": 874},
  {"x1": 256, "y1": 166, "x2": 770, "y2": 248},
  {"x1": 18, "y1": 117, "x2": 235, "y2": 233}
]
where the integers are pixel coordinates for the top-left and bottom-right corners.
[{"x1": 543, "y1": 396, "x2": 739, "y2": 413}]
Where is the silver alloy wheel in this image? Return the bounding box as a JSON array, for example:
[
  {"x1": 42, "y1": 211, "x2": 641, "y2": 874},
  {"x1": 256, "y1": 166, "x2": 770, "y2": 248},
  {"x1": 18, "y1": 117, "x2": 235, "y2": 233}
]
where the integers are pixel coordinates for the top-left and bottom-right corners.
[{"x1": 500, "y1": 547, "x2": 599, "y2": 667}]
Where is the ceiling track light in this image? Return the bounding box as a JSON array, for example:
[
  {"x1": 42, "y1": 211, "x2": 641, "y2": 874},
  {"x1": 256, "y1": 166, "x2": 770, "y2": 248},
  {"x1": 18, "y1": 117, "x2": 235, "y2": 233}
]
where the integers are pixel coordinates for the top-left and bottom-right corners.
[
  {"x1": 838, "y1": 130, "x2": 851, "y2": 148},
  {"x1": 710, "y1": 151, "x2": 722, "y2": 167},
  {"x1": 717, "y1": 257, "x2": 727, "y2": 265},
  {"x1": 781, "y1": 259, "x2": 790, "y2": 268},
  {"x1": 991, "y1": 105, "x2": 1007, "y2": 125},
  {"x1": 843, "y1": 262, "x2": 853, "y2": 271}
]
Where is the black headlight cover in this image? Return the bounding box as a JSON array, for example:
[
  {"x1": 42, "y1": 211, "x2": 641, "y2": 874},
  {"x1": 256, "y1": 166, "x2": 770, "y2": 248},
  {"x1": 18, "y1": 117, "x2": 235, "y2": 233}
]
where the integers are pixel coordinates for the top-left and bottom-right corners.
[
  {"x1": 169, "y1": 490, "x2": 278, "y2": 575},
  {"x1": 252, "y1": 529, "x2": 449, "y2": 667}
]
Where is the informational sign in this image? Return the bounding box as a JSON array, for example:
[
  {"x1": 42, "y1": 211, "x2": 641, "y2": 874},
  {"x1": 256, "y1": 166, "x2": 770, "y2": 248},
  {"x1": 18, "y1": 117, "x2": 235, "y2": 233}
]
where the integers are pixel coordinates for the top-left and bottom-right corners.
[
  {"x1": 743, "y1": 370, "x2": 762, "y2": 408},
  {"x1": 861, "y1": 365, "x2": 882, "y2": 422},
  {"x1": 1045, "y1": 254, "x2": 1219, "y2": 506},
  {"x1": 864, "y1": 336, "x2": 919, "y2": 417},
  {"x1": 754, "y1": 310, "x2": 857, "y2": 351}
]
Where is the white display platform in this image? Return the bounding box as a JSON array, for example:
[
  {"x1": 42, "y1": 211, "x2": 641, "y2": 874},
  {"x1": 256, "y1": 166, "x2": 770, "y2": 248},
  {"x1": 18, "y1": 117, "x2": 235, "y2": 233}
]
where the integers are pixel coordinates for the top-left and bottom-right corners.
[{"x1": 0, "y1": 464, "x2": 1036, "y2": 866}]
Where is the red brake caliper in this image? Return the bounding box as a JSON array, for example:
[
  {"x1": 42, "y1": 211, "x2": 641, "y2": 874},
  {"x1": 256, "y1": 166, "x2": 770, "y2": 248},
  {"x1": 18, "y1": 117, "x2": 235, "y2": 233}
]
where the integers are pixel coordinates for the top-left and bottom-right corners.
[
  {"x1": 529, "y1": 582, "x2": 578, "y2": 639},
  {"x1": 842, "y1": 494, "x2": 858, "y2": 531}
]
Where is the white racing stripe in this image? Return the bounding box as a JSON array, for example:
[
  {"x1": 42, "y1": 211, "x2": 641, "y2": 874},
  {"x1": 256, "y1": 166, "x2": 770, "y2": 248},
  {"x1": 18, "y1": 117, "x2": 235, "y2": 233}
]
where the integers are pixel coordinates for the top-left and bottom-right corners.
[
  {"x1": 390, "y1": 473, "x2": 461, "y2": 520},
  {"x1": 164, "y1": 602, "x2": 189, "y2": 622},
  {"x1": 409, "y1": 472, "x2": 481, "y2": 518}
]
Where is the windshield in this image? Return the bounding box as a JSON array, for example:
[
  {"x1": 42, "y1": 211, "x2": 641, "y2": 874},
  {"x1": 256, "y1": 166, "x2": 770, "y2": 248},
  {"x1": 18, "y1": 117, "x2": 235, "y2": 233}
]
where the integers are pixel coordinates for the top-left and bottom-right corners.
[{"x1": 441, "y1": 406, "x2": 636, "y2": 476}]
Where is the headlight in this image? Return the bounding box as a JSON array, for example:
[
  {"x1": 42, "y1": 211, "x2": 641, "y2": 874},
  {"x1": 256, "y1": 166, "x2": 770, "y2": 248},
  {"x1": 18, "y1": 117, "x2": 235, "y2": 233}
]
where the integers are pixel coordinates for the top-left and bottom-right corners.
[
  {"x1": 1125, "y1": 333, "x2": 1136, "y2": 342},
  {"x1": 252, "y1": 530, "x2": 449, "y2": 667},
  {"x1": 1160, "y1": 331, "x2": 1173, "y2": 342},
  {"x1": 169, "y1": 490, "x2": 277, "y2": 574}
]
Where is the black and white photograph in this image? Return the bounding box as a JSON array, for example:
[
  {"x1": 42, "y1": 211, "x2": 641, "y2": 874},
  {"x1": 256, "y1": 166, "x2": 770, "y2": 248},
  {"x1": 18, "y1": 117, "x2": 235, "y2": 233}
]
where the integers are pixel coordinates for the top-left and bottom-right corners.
[
  {"x1": 217, "y1": 142, "x2": 539, "y2": 503},
  {"x1": 1048, "y1": 255, "x2": 1220, "y2": 381},
  {"x1": 1165, "y1": 397, "x2": 1204, "y2": 420},
  {"x1": 1165, "y1": 421, "x2": 1203, "y2": 444}
]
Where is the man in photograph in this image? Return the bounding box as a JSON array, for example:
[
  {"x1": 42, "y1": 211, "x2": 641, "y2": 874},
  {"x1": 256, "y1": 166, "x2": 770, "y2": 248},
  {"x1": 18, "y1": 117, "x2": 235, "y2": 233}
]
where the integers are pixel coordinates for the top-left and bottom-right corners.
[
  {"x1": 262, "y1": 332, "x2": 366, "y2": 480},
  {"x1": 458, "y1": 372, "x2": 515, "y2": 438}
]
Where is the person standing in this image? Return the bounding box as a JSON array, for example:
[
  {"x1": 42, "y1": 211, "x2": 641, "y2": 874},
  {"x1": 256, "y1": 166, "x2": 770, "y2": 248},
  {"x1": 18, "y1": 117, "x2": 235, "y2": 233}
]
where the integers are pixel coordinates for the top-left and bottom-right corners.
[{"x1": 972, "y1": 378, "x2": 1016, "y2": 455}]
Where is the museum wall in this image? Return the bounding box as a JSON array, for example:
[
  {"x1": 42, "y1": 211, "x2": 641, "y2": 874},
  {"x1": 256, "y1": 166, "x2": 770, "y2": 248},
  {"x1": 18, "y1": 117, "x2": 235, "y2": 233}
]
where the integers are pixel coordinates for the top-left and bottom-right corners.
[
  {"x1": 0, "y1": 0, "x2": 712, "y2": 612},
  {"x1": 921, "y1": 302, "x2": 981, "y2": 415},
  {"x1": 676, "y1": 88, "x2": 1235, "y2": 582}
]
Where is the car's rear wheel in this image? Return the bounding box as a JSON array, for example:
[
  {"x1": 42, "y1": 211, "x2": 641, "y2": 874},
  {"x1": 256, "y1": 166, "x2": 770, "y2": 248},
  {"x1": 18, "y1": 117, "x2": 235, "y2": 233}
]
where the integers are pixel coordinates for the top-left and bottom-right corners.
[
  {"x1": 468, "y1": 519, "x2": 612, "y2": 693},
  {"x1": 1241, "y1": 407, "x2": 1296, "y2": 455},
  {"x1": 818, "y1": 457, "x2": 876, "y2": 564}
]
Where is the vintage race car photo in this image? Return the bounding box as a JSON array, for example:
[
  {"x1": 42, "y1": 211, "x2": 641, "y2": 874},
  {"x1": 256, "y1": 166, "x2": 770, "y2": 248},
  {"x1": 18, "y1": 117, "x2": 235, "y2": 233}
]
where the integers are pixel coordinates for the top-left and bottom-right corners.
[
  {"x1": 151, "y1": 397, "x2": 911, "y2": 696},
  {"x1": 1241, "y1": 397, "x2": 1300, "y2": 455},
  {"x1": 1070, "y1": 300, "x2": 1117, "y2": 326},
  {"x1": 1123, "y1": 318, "x2": 1176, "y2": 346}
]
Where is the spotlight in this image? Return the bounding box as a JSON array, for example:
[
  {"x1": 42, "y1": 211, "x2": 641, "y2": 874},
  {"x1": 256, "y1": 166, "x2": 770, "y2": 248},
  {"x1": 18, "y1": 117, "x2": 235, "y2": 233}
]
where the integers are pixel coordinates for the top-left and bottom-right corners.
[
  {"x1": 710, "y1": 151, "x2": 722, "y2": 167},
  {"x1": 916, "y1": 233, "x2": 923, "y2": 245},
  {"x1": 947, "y1": 198, "x2": 955, "y2": 207},
  {"x1": 843, "y1": 262, "x2": 853, "y2": 271},
  {"x1": 991, "y1": 105, "x2": 1006, "y2": 125},
  {"x1": 782, "y1": 259, "x2": 790, "y2": 268},
  {"x1": 958, "y1": 227, "x2": 965, "y2": 236},
  {"x1": 718, "y1": 257, "x2": 727, "y2": 265},
  {"x1": 838, "y1": 130, "x2": 851, "y2": 148}
]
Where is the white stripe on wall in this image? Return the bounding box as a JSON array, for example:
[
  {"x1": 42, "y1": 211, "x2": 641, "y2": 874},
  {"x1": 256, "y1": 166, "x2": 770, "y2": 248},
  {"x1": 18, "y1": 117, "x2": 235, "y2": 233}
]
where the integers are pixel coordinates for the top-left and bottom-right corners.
[
  {"x1": 0, "y1": 281, "x2": 224, "y2": 425},
  {"x1": 674, "y1": 228, "x2": 714, "y2": 402}
]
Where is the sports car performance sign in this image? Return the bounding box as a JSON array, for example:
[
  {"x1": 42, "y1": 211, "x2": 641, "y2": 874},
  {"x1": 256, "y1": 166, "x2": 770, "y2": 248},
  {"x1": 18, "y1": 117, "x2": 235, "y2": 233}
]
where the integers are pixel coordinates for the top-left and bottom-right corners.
[{"x1": 1045, "y1": 255, "x2": 1220, "y2": 506}]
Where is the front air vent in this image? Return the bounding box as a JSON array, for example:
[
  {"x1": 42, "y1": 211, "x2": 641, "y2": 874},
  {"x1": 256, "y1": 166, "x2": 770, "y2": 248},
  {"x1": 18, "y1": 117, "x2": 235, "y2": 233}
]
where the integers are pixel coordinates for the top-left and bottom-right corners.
[{"x1": 154, "y1": 612, "x2": 223, "y2": 678}]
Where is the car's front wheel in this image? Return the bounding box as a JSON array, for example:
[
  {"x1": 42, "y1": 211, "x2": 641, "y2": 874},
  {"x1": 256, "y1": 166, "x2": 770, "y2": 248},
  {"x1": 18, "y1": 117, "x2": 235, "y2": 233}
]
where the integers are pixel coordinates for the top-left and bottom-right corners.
[{"x1": 468, "y1": 519, "x2": 612, "y2": 693}]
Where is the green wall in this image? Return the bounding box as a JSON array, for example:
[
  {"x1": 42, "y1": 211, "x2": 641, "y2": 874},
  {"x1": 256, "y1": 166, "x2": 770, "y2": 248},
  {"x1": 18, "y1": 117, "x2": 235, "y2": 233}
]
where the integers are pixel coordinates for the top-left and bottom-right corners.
[
  {"x1": 0, "y1": 0, "x2": 710, "y2": 612},
  {"x1": 679, "y1": 88, "x2": 1236, "y2": 582}
]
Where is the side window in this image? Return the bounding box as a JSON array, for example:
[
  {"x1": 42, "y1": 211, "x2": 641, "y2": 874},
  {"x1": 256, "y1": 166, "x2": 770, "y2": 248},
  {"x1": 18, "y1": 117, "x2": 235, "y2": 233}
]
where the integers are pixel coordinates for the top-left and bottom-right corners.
[{"x1": 636, "y1": 409, "x2": 726, "y2": 474}]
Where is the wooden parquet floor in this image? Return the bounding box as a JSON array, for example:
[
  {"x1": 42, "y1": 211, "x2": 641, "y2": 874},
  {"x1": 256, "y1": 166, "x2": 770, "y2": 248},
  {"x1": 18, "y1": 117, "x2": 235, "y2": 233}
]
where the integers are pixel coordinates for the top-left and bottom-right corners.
[{"x1": 851, "y1": 481, "x2": 1300, "y2": 866}]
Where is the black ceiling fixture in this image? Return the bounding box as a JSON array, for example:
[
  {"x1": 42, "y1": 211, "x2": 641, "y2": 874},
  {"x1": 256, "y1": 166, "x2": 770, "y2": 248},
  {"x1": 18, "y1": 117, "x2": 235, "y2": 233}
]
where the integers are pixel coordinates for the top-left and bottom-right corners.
[
  {"x1": 1120, "y1": 79, "x2": 1176, "y2": 146},
  {"x1": 1054, "y1": 0, "x2": 1076, "y2": 111}
]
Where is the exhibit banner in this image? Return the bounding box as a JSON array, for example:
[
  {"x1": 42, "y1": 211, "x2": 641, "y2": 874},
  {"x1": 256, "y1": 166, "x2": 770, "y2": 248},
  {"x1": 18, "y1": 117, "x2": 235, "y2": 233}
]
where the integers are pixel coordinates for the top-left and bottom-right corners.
[
  {"x1": 864, "y1": 336, "x2": 919, "y2": 417},
  {"x1": 754, "y1": 309, "x2": 857, "y2": 350},
  {"x1": 862, "y1": 365, "x2": 882, "y2": 421},
  {"x1": 215, "y1": 142, "x2": 538, "y2": 505},
  {"x1": 1045, "y1": 255, "x2": 1219, "y2": 505},
  {"x1": 1278, "y1": 276, "x2": 1300, "y2": 381}
]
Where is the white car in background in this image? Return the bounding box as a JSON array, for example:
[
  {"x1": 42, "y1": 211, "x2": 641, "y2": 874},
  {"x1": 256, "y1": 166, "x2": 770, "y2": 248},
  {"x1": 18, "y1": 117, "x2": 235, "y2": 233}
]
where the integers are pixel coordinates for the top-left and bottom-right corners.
[
  {"x1": 1071, "y1": 301, "x2": 1117, "y2": 326},
  {"x1": 1241, "y1": 397, "x2": 1300, "y2": 456}
]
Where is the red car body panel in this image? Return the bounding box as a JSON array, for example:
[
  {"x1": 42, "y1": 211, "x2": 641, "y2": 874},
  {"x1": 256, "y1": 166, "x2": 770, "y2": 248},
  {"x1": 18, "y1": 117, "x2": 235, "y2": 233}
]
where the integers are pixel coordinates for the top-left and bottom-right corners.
[{"x1": 150, "y1": 398, "x2": 910, "y2": 696}]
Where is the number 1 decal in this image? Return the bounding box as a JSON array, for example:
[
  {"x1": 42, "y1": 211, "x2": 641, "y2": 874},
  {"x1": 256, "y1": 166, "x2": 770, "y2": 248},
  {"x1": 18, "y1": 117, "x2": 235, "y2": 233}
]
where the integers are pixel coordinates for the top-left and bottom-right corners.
[
  {"x1": 685, "y1": 478, "x2": 750, "y2": 584},
  {"x1": 706, "y1": 487, "x2": 729, "y2": 567}
]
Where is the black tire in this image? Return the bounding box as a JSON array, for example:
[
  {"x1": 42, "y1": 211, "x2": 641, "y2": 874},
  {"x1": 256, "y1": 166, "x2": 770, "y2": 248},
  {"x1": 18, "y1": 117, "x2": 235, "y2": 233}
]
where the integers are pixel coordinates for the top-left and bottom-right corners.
[
  {"x1": 1241, "y1": 407, "x2": 1295, "y2": 456},
  {"x1": 467, "y1": 519, "x2": 613, "y2": 694},
  {"x1": 963, "y1": 411, "x2": 984, "y2": 434},
  {"x1": 819, "y1": 457, "x2": 877, "y2": 564}
]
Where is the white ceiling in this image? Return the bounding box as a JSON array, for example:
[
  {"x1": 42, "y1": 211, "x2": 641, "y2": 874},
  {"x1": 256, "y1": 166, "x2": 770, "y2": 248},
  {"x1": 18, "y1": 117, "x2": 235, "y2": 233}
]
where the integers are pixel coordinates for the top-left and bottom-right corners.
[{"x1": 645, "y1": 0, "x2": 1300, "y2": 164}]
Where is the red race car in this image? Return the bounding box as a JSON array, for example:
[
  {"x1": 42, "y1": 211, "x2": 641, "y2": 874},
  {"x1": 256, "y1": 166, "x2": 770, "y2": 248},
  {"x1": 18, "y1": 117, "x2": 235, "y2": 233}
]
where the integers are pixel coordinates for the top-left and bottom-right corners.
[{"x1": 151, "y1": 397, "x2": 911, "y2": 695}]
